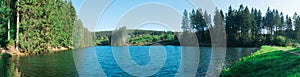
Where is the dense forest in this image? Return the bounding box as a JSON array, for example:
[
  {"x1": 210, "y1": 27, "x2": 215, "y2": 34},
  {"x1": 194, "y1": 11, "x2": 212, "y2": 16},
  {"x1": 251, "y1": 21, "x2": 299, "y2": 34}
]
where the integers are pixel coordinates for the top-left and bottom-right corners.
[
  {"x1": 95, "y1": 4, "x2": 300, "y2": 47},
  {"x1": 0, "y1": 0, "x2": 92, "y2": 55},
  {"x1": 182, "y1": 5, "x2": 300, "y2": 47}
]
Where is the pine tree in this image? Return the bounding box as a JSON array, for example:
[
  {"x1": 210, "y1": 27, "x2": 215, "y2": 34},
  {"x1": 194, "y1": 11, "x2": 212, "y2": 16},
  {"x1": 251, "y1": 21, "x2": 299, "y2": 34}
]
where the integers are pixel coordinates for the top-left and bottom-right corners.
[
  {"x1": 225, "y1": 6, "x2": 235, "y2": 43},
  {"x1": 190, "y1": 9, "x2": 206, "y2": 42},
  {"x1": 263, "y1": 7, "x2": 275, "y2": 45},
  {"x1": 16, "y1": 0, "x2": 77, "y2": 54},
  {"x1": 212, "y1": 7, "x2": 225, "y2": 45},
  {"x1": 241, "y1": 6, "x2": 252, "y2": 43},
  {"x1": 274, "y1": 10, "x2": 281, "y2": 39},
  {"x1": 181, "y1": 9, "x2": 190, "y2": 32},
  {"x1": 293, "y1": 13, "x2": 300, "y2": 42},
  {"x1": 279, "y1": 12, "x2": 285, "y2": 36},
  {"x1": 286, "y1": 15, "x2": 293, "y2": 39}
]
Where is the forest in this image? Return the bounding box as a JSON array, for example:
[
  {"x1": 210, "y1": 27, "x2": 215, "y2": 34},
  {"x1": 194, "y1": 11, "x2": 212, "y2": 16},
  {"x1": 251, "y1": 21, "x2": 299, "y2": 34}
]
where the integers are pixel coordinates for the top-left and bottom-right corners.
[
  {"x1": 0, "y1": 0, "x2": 92, "y2": 55},
  {"x1": 96, "y1": 4, "x2": 300, "y2": 47},
  {"x1": 182, "y1": 5, "x2": 300, "y2": 47}
]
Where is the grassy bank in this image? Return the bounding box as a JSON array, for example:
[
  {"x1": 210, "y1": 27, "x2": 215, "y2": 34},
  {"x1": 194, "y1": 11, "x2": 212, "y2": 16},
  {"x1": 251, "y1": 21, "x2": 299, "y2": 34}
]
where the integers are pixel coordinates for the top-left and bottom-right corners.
[{"x1": 222, "y1": 46, "x2": 300, "y2": 77}]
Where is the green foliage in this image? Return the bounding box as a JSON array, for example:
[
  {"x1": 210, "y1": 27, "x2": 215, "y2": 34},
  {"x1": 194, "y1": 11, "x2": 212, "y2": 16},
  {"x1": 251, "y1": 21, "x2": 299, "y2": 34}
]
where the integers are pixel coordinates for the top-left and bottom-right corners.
[
  {"x1": 95, "y1": 29, "x2": 179, "y2": 46},
  {"x1": 0, "y1": 0, "x2": 11, "y2": 47},
  {"x1": 8, "y1": 39, "x2": 14, "y2": 46},
  {"x1": 274, "y1": 36, "x2": 286, "y2": 46},
  {"x1": 189, "y1": 9, "x2": 210, "y2": 43},
  {"x1": 16, "y1": 0, "x2": 76, "y2": 54},
  {"x1": 152, "y1": 35, "x2": 159, "y2": 42},
  {"x1": 183, "y1": 4, "x2": 300, "y2": 47},
  {"x1": 166, "y1": 33, "x2": 174, "y2": 41}
]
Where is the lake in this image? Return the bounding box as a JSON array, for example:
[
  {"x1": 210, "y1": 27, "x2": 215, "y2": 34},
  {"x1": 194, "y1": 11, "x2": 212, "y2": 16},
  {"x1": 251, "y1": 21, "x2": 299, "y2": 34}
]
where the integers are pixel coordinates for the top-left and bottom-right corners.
[{"x1": 19, "y1": 46, "x2": 258, "y2": 77}]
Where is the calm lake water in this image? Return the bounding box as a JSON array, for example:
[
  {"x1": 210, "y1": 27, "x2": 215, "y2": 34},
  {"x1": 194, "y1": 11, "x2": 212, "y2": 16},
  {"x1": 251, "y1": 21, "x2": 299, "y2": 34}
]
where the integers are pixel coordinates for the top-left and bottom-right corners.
[{"x1": 19, "y1": 46, "x2": 258, "y2": 77}]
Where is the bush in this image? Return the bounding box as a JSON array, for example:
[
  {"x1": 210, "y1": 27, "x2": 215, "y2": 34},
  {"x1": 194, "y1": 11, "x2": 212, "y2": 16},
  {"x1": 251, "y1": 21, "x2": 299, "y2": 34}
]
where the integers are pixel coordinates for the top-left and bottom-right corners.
[
  {"x1": 152, "y1": 36, "x2": 159, "y2": 42},
  {"x1": 8, "y1": 39, "x2": 14, "y2": 46},
  {"x1": 166, "y1": 34, "x2": 174, "y2": 40},
  {"x1": 274, "y1": 36, "x2": 286, "y2": 46}
]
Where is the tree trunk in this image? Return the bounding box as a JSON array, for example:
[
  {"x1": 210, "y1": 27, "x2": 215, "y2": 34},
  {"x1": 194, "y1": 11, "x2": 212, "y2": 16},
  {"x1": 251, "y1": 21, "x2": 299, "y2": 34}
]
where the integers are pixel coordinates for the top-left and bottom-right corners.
[
  {"x1": 15, "y1": 0, "x2": 20, "y2": 51},
  {"x1": 202, "y1": 27, "x2": 205, "y2": 43},
  {"x1": 7, "y1": 1, "x2": 11, "y2": 41},
  {"x1": 8, "y1": 20, "x2": 10, "y2": 40}
]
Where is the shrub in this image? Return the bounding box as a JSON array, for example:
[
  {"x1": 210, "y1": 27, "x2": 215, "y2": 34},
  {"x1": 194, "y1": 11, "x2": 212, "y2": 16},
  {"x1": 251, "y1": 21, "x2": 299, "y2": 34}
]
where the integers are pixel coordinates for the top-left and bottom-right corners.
[
  {"x1": 8, "y1": 39, "x2": 14, "y2": 46},
  {"x1": 166, "y1": 34, "x2": 174, "y2": 40},
  {"x1": 274, "y1": 36, "x2": 286, "y2": 46},
  {"x1": 152, "y1": 36, "x2": 159, "y2": 42}
]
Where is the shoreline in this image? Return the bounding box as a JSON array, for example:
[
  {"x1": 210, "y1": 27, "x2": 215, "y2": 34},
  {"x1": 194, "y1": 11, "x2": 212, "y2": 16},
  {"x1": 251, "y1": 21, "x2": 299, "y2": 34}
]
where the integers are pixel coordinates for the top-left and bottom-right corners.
[{"x1": 0, "y1": 45, "x2": 74, "y2": 57}]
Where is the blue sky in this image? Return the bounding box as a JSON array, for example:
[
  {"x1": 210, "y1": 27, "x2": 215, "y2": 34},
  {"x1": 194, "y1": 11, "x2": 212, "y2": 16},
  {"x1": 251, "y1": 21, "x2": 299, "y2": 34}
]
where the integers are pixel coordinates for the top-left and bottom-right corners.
[{"x1": 71, "y1": 0, "x2": 300, "y2": 32}]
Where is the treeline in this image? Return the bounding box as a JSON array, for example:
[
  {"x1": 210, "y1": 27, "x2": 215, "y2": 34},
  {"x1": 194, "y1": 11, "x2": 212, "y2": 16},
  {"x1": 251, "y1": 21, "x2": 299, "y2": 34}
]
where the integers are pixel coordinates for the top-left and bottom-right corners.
[
  {"x1": 95, "y1": 28, "x2": 179, "y2": 46},
  {"x1": 182, "y1": 5, "x2": 300, "y2": 47},
  {"x1": 0, "y1": 0, "x2": 89, "y2": 55}
]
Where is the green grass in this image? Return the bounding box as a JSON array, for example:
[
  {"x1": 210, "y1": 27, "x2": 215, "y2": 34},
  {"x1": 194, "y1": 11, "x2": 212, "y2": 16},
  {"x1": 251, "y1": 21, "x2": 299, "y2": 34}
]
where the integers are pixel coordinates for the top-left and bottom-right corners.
[{"x1": 222, "y1": 46, "x2": 300, "y2": 77}]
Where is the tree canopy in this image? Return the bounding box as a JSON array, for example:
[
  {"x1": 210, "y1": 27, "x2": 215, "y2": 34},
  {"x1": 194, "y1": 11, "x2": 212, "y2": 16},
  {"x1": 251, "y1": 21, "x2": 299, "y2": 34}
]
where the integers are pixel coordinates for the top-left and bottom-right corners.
[
  {"x1": 181, "y1": 5, "x2": 300, "y2": 47},
  {"x1": 0, "y1": 0, "x2": 92, "y2": 55}
]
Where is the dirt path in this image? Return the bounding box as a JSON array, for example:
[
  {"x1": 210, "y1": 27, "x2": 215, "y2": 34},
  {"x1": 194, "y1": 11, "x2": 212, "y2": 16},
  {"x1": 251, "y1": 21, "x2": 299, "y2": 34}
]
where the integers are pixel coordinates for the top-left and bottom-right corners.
[
  {"x1": 285, "y1": 51, "x2": 300, "y2": 56},
  {"x1": 273, "y1": 46, "x2": 300, "y2": 56}
]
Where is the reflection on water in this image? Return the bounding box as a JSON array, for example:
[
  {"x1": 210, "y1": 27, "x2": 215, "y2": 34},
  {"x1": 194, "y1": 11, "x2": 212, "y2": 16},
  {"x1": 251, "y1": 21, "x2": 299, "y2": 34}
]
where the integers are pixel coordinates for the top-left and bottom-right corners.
[
  {"x1": 19, "y1": 51, "x2": 78, "y2": 77},
  {"x1": 225, "y1": 48, "x2": 258, "y2": 67},
  {"x1": 19, "y1": 46, "x2": 257, "y2": 77},
  {"x1": 0, "y1": 53, "x2": 14, "y2": 77}
]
